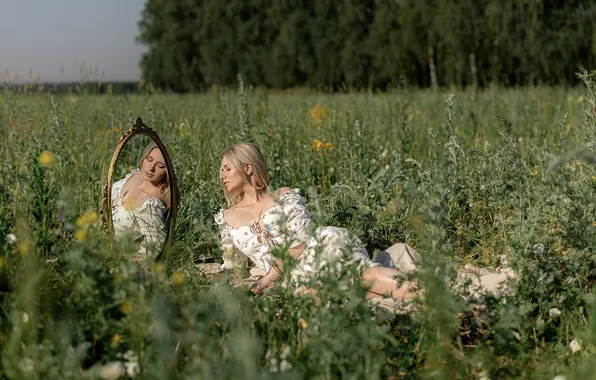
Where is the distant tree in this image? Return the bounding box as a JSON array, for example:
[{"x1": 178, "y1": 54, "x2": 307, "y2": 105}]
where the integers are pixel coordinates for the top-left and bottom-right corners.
[{"x1": 136, "y1": 0, "x2": 596, "y2": 92}]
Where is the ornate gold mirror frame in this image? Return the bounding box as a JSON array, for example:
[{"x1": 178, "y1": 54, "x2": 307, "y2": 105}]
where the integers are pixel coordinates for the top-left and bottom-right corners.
[{"x1": 99, "y1": 117, "x2": 180, "y2": 262}]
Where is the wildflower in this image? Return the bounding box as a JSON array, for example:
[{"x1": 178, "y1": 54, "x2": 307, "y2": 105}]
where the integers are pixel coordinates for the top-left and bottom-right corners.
[
  {"x1": 124, "y1": 361, "x2": 139, "y2": 378},
  {"x1": 569, "y1": 338, "x2": 582, "y2": 353},
  {"x1": 120, "y1": 300, "x2": 133, "y2": 314},
  {"x1": 18, "y1": 241, "x2": 31, "y2": 256},
  {"x1": 575, "y1": 96, "x2": 584, "y2": 104},
  {"x1": 530, "y1": 169, "x2": 539, "y2": 176},
  {"x1": 549, "y1": 308, "x2": 561, "y2": 319},
  {"x1": 533, "y1": 243, "x2": 545, "y2": 256},
  {"x1": 0, "y1": 257, "x2": 5, "y2": 269},
  {"x1": 311, "y1": 139, "x2": 334, "y2": 153},
  {"x1": 478, "y1": 371, "x2": 489, "y2": 380},
  {"x1": 18, "y1": 358, "x2": 35, "y2": 373},
  {"x1": 280, "y1": 359, "x2": 292, "y2": 372},
  {"x1": 101, "y1": 361, "x2": 125, "y2": 379},
  {"x1": 111, "y1": 334, "x2": 123, "y2": 348},
  {"x1": 416, "y1": 109, "x2": 422, "y2": 116},
  {"x1": 553, "y1": 376, "x2": 566, "y2": 380},
  {"x1": 297, "y1": 318, "x2": 308, "y2": 329},
  {"x1": 592, "y1": 222, "x2": 596, "y2": 227},
  {"x1": 309, "y1": 104, "x2": 328, "y2": 124},
  {"x1": 112, "y1": 127, "x2": 120, "y2": 133},
  {"x1": 171, "y1": 272, "x2": 184, "y2": 285},
  {"x1": 76, "y1": 211, "x2": 98, "y2": 228},
  {"x1": 312, "y1": 139, "x2": 325, "y2": 152},
  {"x1": 38, "y1": 150, "x2": 55, "y2": 167},
  {"x1": 155, "y1": 263, "x2": 165, "y2": 273},
  {"x1": 5, "y1": 233, "x2": 17, "y2": 244},
  {"x1": 74, "y1": 228, "x2": 87, "y2": 242},
  {"x1": 123, "y1": 197, "x2": 139, "y2": 211},
  {"x1": 123, "y1": 350, "x2": 138, "y2": 362}
]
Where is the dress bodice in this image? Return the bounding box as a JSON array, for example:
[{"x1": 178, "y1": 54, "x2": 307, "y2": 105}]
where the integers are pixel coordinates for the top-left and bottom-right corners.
[
  {"x1": 111, "y1": 170, "x2": 167, "y2": 259},
  {"x1": 214, "y1": 189, "x2": 311, "y2": 274}
]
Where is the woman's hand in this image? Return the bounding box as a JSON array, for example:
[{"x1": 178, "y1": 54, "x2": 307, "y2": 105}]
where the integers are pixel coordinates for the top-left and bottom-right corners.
[{"x1": 253, "y1": 275, "x2": 275, "y2": 294}]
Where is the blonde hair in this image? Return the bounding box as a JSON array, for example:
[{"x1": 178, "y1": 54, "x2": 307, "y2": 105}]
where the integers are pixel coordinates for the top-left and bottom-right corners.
[
  {"x1": 221, "y1": 143, "x2": 270, "y2": 206},
  {"x1": 139, "y1": 141, "x2": 171, "y2": 209}
]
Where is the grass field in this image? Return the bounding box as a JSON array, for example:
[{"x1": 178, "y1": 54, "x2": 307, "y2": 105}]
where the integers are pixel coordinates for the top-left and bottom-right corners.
[{"x1": 0, "y1": 73, "x2": 595, "y2": 379}]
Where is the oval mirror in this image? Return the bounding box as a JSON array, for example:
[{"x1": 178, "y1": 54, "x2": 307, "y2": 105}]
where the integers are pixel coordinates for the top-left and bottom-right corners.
[{"x1": 100, "y1": 117, "x2": 179, "y2": 263}]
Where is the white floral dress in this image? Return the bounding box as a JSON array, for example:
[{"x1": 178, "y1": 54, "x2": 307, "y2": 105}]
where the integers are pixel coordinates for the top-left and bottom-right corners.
[
  {"x1": 111, "y1": 170, "x2": 167, "y2": 260},
  {"x1": 214, "y1": 189, "x2": 380, "y2": 285}
]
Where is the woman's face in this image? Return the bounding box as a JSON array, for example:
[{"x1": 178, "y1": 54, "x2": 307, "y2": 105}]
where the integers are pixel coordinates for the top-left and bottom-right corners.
[
  {"x1": 141, "y1": 148, "x2": 167, "y2": 183},
  {"x1": 219, "y1": 156, "x2": 245, "y2": 194}
]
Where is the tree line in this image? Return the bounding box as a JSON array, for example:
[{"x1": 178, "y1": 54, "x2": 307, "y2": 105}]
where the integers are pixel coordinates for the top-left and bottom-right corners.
[{"x1": 137, "y1": 0, "x2": 596, "y2": 92}]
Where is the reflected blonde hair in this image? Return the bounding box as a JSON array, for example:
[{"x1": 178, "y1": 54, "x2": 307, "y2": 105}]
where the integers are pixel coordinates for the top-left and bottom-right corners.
[
  {"x1": 139, "y1": 142, "x2": 171, "y2": 209},
  {"x1": 222, "y1": 143, "x2": 270, "y2": 206}
]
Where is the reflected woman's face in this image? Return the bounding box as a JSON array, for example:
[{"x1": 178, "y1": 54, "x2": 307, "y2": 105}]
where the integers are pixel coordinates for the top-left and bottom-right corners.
[{"x1": 141, "y1": 148, "x2": 167, "y2": 183}]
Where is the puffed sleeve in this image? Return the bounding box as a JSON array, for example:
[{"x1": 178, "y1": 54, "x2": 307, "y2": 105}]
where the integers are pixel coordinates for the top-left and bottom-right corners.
[
  {"x1": 274, "y1": 189, "x2": 313, "y2": 248},
  {"x1": 214, "y1": 210, "x2": 246, "y2": 270},
  {"x1": 134, "y1": 199, "x2": 167, "y2": 261}
]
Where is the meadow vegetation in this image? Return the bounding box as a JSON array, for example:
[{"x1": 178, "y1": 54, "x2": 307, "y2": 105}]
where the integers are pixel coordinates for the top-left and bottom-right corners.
[{"x1": 0, "y1": 71, "x2": 595, "y2": 379}]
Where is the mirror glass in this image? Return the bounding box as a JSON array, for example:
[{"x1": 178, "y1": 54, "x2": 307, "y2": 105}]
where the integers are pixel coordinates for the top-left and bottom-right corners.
[{"x1": 108, "y1": 132, "x2": 175, "y2": 263}]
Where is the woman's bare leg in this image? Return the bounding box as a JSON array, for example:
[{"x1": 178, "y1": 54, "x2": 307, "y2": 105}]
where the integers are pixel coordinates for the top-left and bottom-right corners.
[{"x1": 361, "y1": 267, "x2": 418, "y2": 300}]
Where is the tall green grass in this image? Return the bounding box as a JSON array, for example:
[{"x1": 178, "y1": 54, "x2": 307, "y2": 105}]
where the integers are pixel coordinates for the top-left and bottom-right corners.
[{"x1": 0, "y1": 72, "x2": 595, "y2": 379}]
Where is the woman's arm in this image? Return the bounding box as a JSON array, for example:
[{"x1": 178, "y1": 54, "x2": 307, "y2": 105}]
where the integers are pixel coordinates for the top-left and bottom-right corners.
[{"x1": 255, "y1": 187, "x2": 312, "y2": 293}]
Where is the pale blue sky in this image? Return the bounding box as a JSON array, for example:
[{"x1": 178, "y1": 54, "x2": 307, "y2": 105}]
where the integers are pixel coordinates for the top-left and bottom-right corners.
[{"x1": 0, "y1": 0, "x2": 147, "y2": 82}]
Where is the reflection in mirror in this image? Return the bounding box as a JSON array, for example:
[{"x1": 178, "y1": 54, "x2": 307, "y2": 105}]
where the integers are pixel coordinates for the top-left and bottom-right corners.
[{"x1": 110, "y1": 135, "x2": 171, "y2": 262}]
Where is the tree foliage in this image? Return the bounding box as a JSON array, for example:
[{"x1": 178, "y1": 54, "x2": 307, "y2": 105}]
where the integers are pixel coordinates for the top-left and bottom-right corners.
[{"x1": 137, "y1": 0, "x2": 596, "y2": 91}]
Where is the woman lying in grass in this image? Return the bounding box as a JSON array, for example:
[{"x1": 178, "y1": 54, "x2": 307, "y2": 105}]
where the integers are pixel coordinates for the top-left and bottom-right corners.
[{"x1": 214, "y1": 143, "x2": 420, "y2": 299}]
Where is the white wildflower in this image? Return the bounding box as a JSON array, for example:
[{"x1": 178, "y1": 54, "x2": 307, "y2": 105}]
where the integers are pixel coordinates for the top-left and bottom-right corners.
[
  {"x1": 122, "y1": 350, "x2": 138, "y2": 362},
  {"x1": 553, "y1": 376, "x2": 566, "y2": 380},
  {"x1": 533, "y1": 243, "x2": 545, "y2": 255},
  {"x1": 5, "y1": 233, "x2": 17, "y2": 244},
  {"x1": 280, "y1": 359, "x2": 293, "y2": 372},
  {"x1": 280, "y1": 345, "x2": 291, "y2": 359},
  {"x1": 18, "y1": 358, "x2": 34, "y2": 372},
  {"x1": 512, "y1": 331, "x2": 521, "y2": 341},
  {"x1": 269, "y1": 358, "x2": 278, "y2": 373},
  {"x1": 100, "y1": 361, "x2": 125, "y2": 379},
  {"x1": 22, "y1": 312, "x2": 29, "y2": 324},
  {"x1": 569, "y1": 339, "x2": 582, "y2": 353},
  {"x1": 124, "y1": 361, "x2": 140, "y2": 378},
  {"x1": 478, "y1": 371, "x2": 489, "y2": 380},
  {"x1": 549, "y1": 308, "x2": 561, "y2": 319}
]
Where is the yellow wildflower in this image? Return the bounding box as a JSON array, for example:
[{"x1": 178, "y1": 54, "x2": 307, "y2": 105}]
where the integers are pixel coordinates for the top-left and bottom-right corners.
[
  {"x1": 38, "y1": 151, "x2": 55, "y2": 167},
  {"x1": 112, "y1": 127, "x2": 120, "y2": 133},
  {"x1": 74, "y1": 229, "x2": 87, "y2": 242},
  {"x1": 324, "y1": 142, "x2": 334, "y2": 151},
  {"x1": 312, "y1": 139, "x2": 325, "y2": 152},
  {"x1": 530, "y1": 169, "x2": 539, "y2": 176},
  {"x1": 592, "y1": 222, "x2": 596, "y2": 227},
  {"x1": 18, "y1": 241, "x2": 31, "y2": 256},
  {"x1": 76, "y1": 211, "x2": 98, "y2": 228},
  {"x1": 111, "y1": 334, "x2": 124, "y2": 348},
  {"x1": 120, "y1": 300, "x2": 133, "y2": 314},
  {"x1": 0, "y1": 256, "x2": 5, "y2": 269},
  {"x1": 297, "y1": 318, "x2": 309, "y2": 329},
  {"x1": 123, "y1": 197, "x2": 139, "y2": 211},
  {"x1": 171, "y1": 272, "x2": 184, "y2": 285},
  {"x1": 310, "y1": 104, "x2": 328, "y2": 124},
  {"x1": 576, "y1": 96, "x2": 584, "y2": 104},
  {"x1": 416, "y1": 109, "x2": 422, "y2": 116},
  {"x1": 155, "y1": 263, "x2": 165, "y2": 274}
]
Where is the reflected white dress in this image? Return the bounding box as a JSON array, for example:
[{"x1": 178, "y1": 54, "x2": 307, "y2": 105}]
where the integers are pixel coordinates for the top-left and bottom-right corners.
[
  {"x1": 111, "y1": 170, "x2": 167, "y2": 261},
  {"x1": 214, "y1": 188, "x2": 380, "y2": 286}
]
